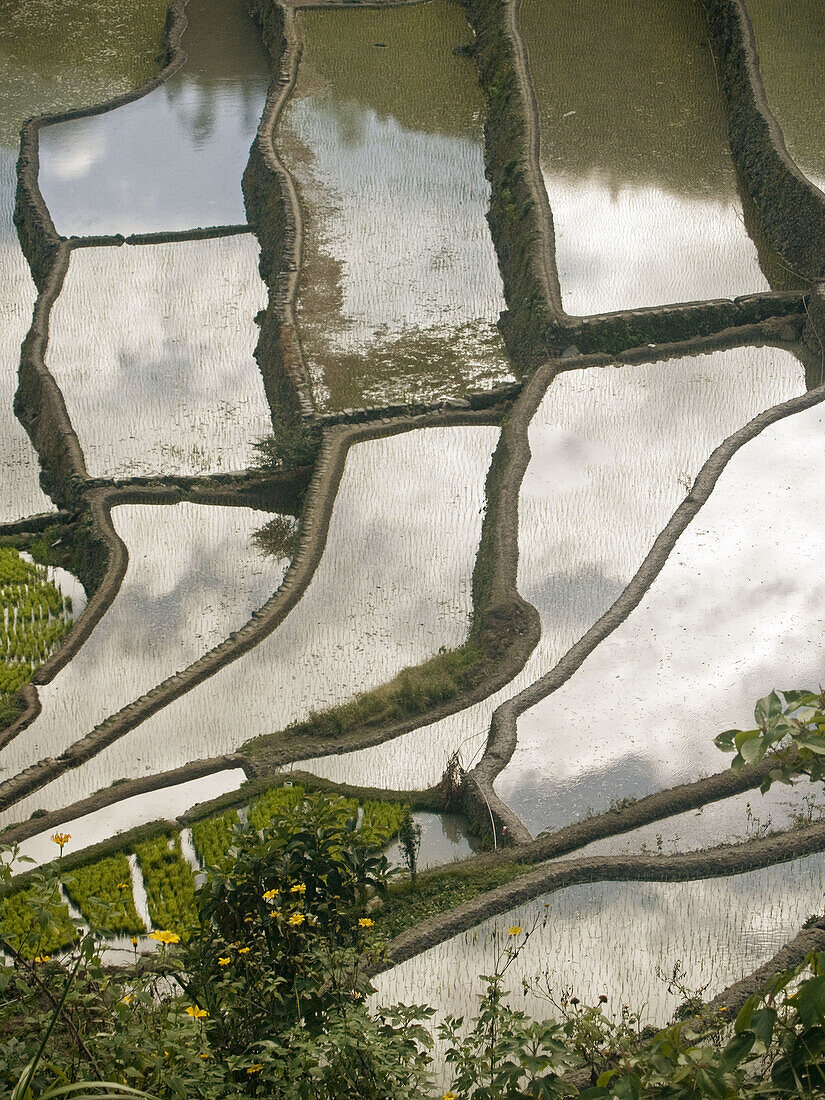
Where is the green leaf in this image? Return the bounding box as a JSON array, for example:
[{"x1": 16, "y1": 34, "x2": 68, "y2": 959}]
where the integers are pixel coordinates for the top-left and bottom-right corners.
[
  {"x1": 794, "y1": 735, "x2": 825, "y2": 756},
  {"x1": 755, "y1": 691, "x2": 782, "y2": 730},
  {"x1": 740, "y1": 736, "x2": 767, "y2": 766},
  {"x1": 749, "y1": 1007, "x2": 777, "y2": 1047},
  {"x1": 714, "y1": 729, "x2": 740, "y2": 750},
  {"x1": 791, "y1": 975, "x2": 825, "y2": 1027},
  {"x1": 735, "y1": 994, "x2": 759, "y2": 1033},
  {"x1": 719, "y1": 1029, "x2": 755, "y2": 1069}
]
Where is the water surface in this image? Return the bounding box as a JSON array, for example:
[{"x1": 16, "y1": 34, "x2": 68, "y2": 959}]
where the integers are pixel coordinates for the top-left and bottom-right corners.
[
  {"x1": 375, "y1": 852, "x2": 825, "y2": 1081},
  {"x1": 302, "y1": 346, "x2": 804, "y2": 793},
  {"x1": 46, "y1": 236, "x2": 272, "y2": 478},
  {"x1": 0, "y1": 503, "x2": 290, "y2": 781},
  {"x1": 520, "y1": 0, "x2": 769, "y2": 314},
  {"x1": 278, "y1": 0, "x2": 512, "y2": 409},
  {"x1": 497, "y1": 396, "x2": 825, "y2": 834},
  {"x1": 38, "y1": 0, "x2": 270, "y2": 235},
  {"x1": 0, "y1": 427, "x2": 497, "y2": 822}
]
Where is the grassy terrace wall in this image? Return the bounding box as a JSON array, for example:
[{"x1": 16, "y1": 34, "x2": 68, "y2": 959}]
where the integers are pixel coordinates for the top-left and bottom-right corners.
[{"x1": 702, "y1": 0, "x2": 825, "y2": 280}]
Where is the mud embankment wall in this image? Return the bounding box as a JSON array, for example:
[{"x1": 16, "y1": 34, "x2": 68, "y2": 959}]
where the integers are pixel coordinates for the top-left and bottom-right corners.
[
  {"x1": 243, "y1": 0, "x2": 315, "y2": 422},
  {"x1": 702, "y1": 0, "x2": 825, "y2": 281}
]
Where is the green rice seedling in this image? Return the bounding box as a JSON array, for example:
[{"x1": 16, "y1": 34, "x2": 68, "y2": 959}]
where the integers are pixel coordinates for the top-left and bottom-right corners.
[
  {"x1": 0, "y1": 883, "x2": 77, "y2": 959},
  {"x1": 247, "y1": 784, "x2": 306, "y2": 831},
  {"x1": 62, "y1": 853, "x2": 145, "y2": 935},
  {"x1": 191, "y1": 809, "x2": 240, "y2": 869},
  {"x1": 133, "y1": 833, "x2": 196, "y2": 935},
  {"x1": 360, "y1": 800, "x2": 407, "y2": 849}
]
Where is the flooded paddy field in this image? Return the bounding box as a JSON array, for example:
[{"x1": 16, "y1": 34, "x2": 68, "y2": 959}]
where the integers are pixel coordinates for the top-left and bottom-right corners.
[
  {"x1": 14, "y1": 768, "x2": 247, "y2": 868},
  {"x1": 0, "y1": 427, "x2": 496, "y2": 821},
  {"x1": 278, "y1": 0, "x2": 513, "y2": 410},
  {"x1": 519, "y1": 0, "x2": 769, "y2": 315},
  {"x1": 375, "y1": 853, "x2": 825, "y2": 1063},
  {"x1": 0, "y1": 502, "x2": 290, "y2": 784},
  {"x1": 578, "y1": 777, "x2": 825, "y2": 858},
  {"x1": 3, "y1": 0, "x2": 825, "y2": 1050},
  {"x1": 0, "y1": 0, "x2": 167, "y2": 520},
  {"x1": 746, "y1": 0, "x2": 825, "y2": 193},
  {"x1": 37, "y1": 0, "x2": 270, "y2": 236},
  {"x1": 301, "y1": 345, "x2": 805, "y2": 792},
  {"x1": 46, "y1": 235, "x2": 272, "y2": 478},
  {"x1": 496, "y1": 395, "x2": 825, "y2": 835}
]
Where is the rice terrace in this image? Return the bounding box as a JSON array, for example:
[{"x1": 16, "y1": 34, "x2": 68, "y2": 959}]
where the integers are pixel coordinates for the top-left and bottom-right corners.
[{"x1": 2, "y1": 0, "x2": 825, "y2": 1094}]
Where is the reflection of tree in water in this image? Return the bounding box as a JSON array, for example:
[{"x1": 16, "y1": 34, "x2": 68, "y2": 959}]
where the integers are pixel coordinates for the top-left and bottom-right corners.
[
  {"x1": 162, "y1": 0, "x2": 271, "y2": 145},
  {"x1": 296, "y1": 1, "x2": 484, "y2": 142},
  {"x1": 521, "y1": 0, "x2": 739, "y2": 197}
]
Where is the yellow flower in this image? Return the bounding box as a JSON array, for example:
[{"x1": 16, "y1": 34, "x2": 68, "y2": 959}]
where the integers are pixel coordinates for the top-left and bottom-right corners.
[
  {"x1": 288, "y1": 912, "x2": 305, "y2": 927},
  {"x1": 238, "y1": 946, "x2": 251, "y2": 955},
  {"x1": 117, "y1": 882, "x2": 128, "y2": 891},
  {"x1": 247, "y1": 1064, "x2": 264, "y2": 1075},
  {"x1": 149, "y1": 930, "x2": 180, "y2": 945},
  {"x1": 289, "y1": 883, "x2": 306, "y2": 894},
  {"x1": 121, "y1": 994, "x2": 134, "y2": 1005},
  {"x1": 34, "y1": 955, "x2": 50, "y2": 963},
  {"x1": 443, "y1": 1092, "x2": 458, "y2": 1100},
  {"x1": 508, "y1": 926, "x2": 522, "y2": 937},
  {"x1": 218, "y1": 956, "x2": 231, "y2": 966},
  {"x1": 200, "y1": 1053, "x2": 211, "y2": 1060},
  {"x1": 185, "y1": 1006, "x2": 208, "y2": 1019},
  {"x1": 358, "y1": 917, "x2": 375, "y2": 929},
  {"x1": 262, "y1": 889, "x2": 278, "y2": 902},
  {"x1": 50, "y1": 832, "x2": 70, "y2": 854},
  {"x1": 130, "y1": 936, "x2": 139, "y2": 947}
]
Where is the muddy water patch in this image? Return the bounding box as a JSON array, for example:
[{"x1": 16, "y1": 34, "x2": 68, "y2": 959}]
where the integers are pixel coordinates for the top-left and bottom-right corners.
[
  {"x1": 0, "y1": 503, "x2": 290, "y2": 782},
  {"x1": 0, "y1": 427, "x2": 497, "y2": 819},
  {"x1": 279, "y1": 0, "x2": 512, "y2": 410},
  {"x1": 302, "y1": 345, "x2": 803, "y2": 791},
  {"x1": 374, "y1": 852, "x2": 825, "y2": 1080},
  {"x1": 383, "y1": 811, "x2": 481, "y2": 872},
  {"x1": 745, "y1": 0, "x2": 825, "y2": 193},
  {"x1": 45, "y1": 235, "x2": 271, "y2": 478},
  {"x1": 37, "y1": 0, "x2": 270, "y2": 236},
  {"x1": 520, "y1": 0, "x2": 768, "y2": 315},
  {"x1": 496, "y1": 394, "x2": 825, "y2": 834}
]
